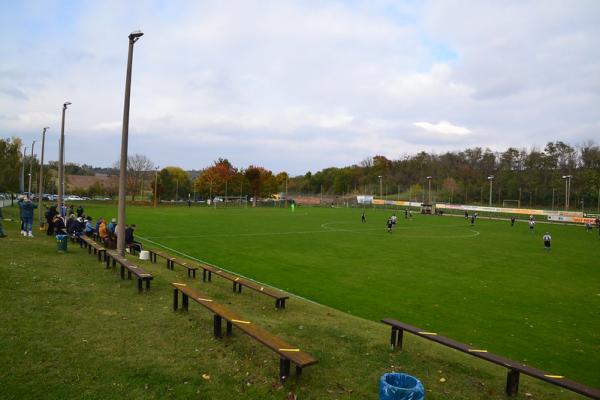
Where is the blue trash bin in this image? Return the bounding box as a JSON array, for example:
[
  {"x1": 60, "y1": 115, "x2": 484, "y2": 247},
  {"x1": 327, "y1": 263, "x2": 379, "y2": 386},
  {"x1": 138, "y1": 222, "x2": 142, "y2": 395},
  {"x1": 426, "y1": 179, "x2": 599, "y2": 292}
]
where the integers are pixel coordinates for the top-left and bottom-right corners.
[
  {"x1": 379, "y1": 372, "x2": 425, "y2": 400},
  {"x1": 56, "y1": 234, "x2": 68, "y2": 252}
]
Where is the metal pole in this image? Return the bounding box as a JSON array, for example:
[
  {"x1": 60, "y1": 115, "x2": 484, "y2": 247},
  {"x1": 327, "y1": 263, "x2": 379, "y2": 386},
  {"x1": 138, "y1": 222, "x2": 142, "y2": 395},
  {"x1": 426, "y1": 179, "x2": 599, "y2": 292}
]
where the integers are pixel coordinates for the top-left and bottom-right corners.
[
  {"x1": 489, "y1": 179, "x2": 492, "y2": 206},
  {"x1": 154, "y1": 168, "x2": 158, "y2": 208},
  {"x1": 58, "y1": 104, "x2": 68, "y2": 211},
  {"x1": 552, "y1": 188, "x2": 555, "y2": 211},
  {"x1": 27, "y1": 141, "x2": 36, "y2": 198},
  {"x1": 21, "y1": 146, "x2": 27, "y2": 193},
  {"x1": 38, "y1": 127, "x2": 48, "y2": 226},
  {"x1": 564, "y1": 178, "x2": 568, "y2": 210},
  {"x1": 117, "y1": 30, "x2": 143, "y2": 257}
]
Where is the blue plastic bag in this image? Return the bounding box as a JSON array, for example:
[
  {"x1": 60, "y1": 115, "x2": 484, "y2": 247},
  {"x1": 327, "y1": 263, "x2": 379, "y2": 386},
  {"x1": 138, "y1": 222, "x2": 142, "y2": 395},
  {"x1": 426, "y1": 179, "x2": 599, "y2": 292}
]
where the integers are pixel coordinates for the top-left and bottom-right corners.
[{"x1": 379, "y1": 373, "x2": 425, "y2": 400}]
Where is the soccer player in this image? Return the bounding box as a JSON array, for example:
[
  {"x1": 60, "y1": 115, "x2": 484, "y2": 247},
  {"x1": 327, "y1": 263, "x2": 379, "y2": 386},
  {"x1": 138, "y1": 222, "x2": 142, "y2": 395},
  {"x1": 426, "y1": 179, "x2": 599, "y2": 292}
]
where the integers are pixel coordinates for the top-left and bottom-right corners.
[
  {"x1": 387, "y1": 217, "x2": 393, "y2": 233},
  {"x1": 391, "y1": 214, "x2": 397, "y2": 228},
  {"x1": 511, "y1": 216, "x2": 516, "y2": 227},
  {"x1": 361, "y1": 211, "x2": 366, "y2": 223},
  {"x1": 529, "y1": 219, "x2": 535, "y2": 232},
  {"x1": 470, "y1": 214, "x2": 475, "y2": 226},
  {"x1": 465, "y1": 211, "x2": 469, "y2": 219},
  {"x1": 543, "y1": 232, "x2": 551, "y2": 251},
  {"x1": 405, "y1": 209, "x2": 408, "y2": 219}
]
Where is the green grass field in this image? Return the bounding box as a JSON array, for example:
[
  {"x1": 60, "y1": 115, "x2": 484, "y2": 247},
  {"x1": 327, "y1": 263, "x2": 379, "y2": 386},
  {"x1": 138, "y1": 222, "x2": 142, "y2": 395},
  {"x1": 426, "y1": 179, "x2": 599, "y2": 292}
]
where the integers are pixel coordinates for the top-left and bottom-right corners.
[
  {"x1": 79, "y1": 203, "x2": 600, "y2": 387},
  {"x1": 1, "y1": 203, "x2": 598, "y2": 399}
]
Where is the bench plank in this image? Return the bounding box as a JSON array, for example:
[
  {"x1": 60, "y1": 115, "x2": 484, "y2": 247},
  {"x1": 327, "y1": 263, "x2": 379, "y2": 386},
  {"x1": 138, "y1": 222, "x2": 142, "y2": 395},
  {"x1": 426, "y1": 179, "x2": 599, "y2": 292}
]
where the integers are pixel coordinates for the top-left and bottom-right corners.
[
  {"x1": 172, "y1": 283, "x2": 316, "y2": 381},
  {"x1": 106, "y1": 251, "x2": 153, "y2": 292},
  {"x1": 382, "y1": 318, "x2": 600, "y2": 399}
]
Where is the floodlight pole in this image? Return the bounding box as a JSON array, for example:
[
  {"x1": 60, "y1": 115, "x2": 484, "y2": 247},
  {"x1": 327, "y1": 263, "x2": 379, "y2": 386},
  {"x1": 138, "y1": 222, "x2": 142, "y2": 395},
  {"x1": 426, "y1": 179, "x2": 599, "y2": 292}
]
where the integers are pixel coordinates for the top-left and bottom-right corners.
[
  {"x1": 38, "y1": 127, "x2": 49, "y2": 225},
  {"x1": 488, "y1": 175, "x2": 494, "y2": 207},
  {"x1": 117, "y1": 30, "x2": 143, "y2": 257},
  {"x1": 21, "y1": 146, "x2": 27, "y2": 193},
  {"x1": 27, "y1": 141, "x2": 36, "y2": 198},
  {"x1": 562, "y1": 175, "x2": 572, "y2": 211},
  {"x1": 58, "y1": 102, "x2": 70, "y2": 213},
  {"x1": 551, "y1": 188, "x2": 555, "y2": 211},
  {"x1": 378, "y1": 176, "x2": 383, "y2": 199},
  {"x1": 426, "y1": 176, "x2": 432, "y2": 204},
  {"x1": 153, "y1": 167, "x2": 159, "y2": 208}
]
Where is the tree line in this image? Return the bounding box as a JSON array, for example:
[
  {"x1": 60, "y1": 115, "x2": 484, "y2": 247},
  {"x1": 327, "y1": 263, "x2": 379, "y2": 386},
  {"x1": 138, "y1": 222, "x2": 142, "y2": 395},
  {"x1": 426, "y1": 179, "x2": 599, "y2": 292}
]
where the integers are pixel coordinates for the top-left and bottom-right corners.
[{"x1": 2, "y1": 136, "x2": 599, "y2": 210}]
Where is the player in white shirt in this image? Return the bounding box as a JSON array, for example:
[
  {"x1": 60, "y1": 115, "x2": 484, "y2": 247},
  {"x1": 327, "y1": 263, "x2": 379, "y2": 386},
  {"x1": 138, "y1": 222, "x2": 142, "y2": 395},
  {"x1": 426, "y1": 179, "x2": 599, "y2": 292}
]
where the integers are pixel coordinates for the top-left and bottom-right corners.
[{"x1": 543, "y1": 232, "x2": 551, "y2": 251}]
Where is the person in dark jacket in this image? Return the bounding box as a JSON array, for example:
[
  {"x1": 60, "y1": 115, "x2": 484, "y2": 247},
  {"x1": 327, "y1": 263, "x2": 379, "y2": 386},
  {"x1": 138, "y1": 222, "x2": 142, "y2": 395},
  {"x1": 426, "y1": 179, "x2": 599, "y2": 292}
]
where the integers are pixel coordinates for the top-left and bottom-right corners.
[
  {"x1": 53, "y1": 215, "x2": 66, "y2": 235},
  {"x1": 76, "y1": 205, "x2": 84, "y2": 218},
  {"x1": 125, "y1": 224, "x2": 142, "y2": 253},
  {"x1": 18, "y1": 196, "x2": 25, "y2": 235},
  {"x1": 21, "y1": 198, "x2": 38, "y2": 237},
  {"x1": 66, "y1": 214, "x2": 77, "y2": 235},
  {"x1": 45, "y1": 205, "x2": 57, "y2": 236}
]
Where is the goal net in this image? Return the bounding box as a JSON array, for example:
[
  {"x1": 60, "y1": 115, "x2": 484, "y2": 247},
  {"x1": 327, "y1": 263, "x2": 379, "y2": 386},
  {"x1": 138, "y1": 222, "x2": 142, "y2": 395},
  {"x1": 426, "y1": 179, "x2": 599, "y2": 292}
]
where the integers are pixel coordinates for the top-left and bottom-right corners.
[{"x1": 502, "y1": 199, "x2": 520, "y2": 208}]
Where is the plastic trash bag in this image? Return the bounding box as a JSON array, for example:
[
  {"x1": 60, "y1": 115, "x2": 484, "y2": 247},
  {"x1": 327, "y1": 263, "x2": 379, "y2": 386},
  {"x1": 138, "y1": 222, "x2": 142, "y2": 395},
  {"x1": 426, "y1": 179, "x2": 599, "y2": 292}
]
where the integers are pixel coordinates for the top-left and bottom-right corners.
[{"x1": 379, "y1": 372, "x2": 425, "y2": 400}]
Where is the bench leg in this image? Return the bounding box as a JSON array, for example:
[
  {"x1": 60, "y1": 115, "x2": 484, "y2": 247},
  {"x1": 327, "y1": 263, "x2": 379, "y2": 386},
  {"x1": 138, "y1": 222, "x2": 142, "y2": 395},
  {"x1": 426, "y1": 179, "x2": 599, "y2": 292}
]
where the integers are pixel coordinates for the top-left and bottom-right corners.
[
  {"x1": 213, "y1": 315, "x2": 222, "y2": 338},
  {"x1": 137, "y1": 279, "x2": 142, "y2": 293},
  {"x1": 173, "y1": 289, "x2": 179, "y2": 311},
  {"x1": 296, "y1": 365, "x2": 302, "y2": 378},
  {"x1": 193, "y1": 270, "x2": 196, "y2": 278},
  {"x1": 279, "y1": 359, "x2": 291, "y2": 383},
  {"x1": 390, "y1": 328, "x2": 403, "y2": 350},
  {"x1": 238, "y1": 284, "x2": 242, "y2": 293},
  {"x1": 226, "y1": 321, "x2": 232, "y2": 336},
  {"x1": 276, "y1": 299, "x2": 286, "y2": 309},
  {"x1": 506, "y1": 369, "x2": 520, "y2": 396},
  {"x1": 145, "y1": 279, "x2": 150, "y2": 290},
  {"x1": 232, "y1": 282, "x2": 237, "y2": 292},
  {"x1": 105, "y1": 255, "x2": 110, "y2": 269},
  {"x1": 208, "y1": 271, "x2": 212, "y2": 281},
  {"x1": 127, "y1": 270, "x2": 132, "y2": 280},
  {"x1": 187, "y1": 269, "x2": 191, "y2": 278},
  {"x1": 182, "y1": 293, "x2": 189, "y2": 311},
  {"x1": 203, "y1": 269, "x2": 207, "y2": 282},
  {"x1": 120, "y1": 265, "x2": 125, "y2": 280}
]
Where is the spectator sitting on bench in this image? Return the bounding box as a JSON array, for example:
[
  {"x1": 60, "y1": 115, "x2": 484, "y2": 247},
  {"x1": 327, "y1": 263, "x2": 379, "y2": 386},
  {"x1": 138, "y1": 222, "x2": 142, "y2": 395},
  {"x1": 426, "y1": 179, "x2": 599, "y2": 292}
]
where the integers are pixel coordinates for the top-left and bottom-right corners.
[
  {"x1": 107, "y1": 218, "x2": 117, "y2": 249},
  {"x1": 125, "y1": 224, "x2": 142, "y2": 253},
  {"x1": 84, "y1": 216, "x2": 96, "y2": 235},
  {"x1": 66, "y1": 214, "x2": 78, "y2": 235},
  {"x1": 53, "y1": 215, "x2": 67, "y2": 235},
  {"x1": 98, "y1": 218, "x2": 110, "y2": 247}
]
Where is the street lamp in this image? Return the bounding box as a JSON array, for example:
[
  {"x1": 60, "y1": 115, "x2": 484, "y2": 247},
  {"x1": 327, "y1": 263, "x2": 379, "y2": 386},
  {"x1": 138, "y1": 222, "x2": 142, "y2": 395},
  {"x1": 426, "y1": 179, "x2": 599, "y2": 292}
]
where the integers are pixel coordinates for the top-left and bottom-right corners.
[
  {"x1": 426, "y1": 176, "x2": 432, "y2": 204},
  {"x1": 20, "y1": 146, "x2": 27, "y2": 193},
  {"x1": 378, "y1": 175, "x2": 383, "y2": 199},
  {"x1": 58, "y1": 101, "x2": 71, "y2": 214},
  {"x1": 153, "y1": 166, "x2": 159, "y2": 208},
  {"x1": 562, "y1": 175, "x2": 572, "y2": 211},
  {"x1": 117, "y1": 30, "x2": 143, "y2": 257},
  {"x1": 487, "y1": 175, "x2": 494, "y2": 207},
  {"x1": 38, "y1": 127, "x2": 49, "y2": 225},
  {"x1": 27, "y1": 141, "x2": 36, "y2": 198}
]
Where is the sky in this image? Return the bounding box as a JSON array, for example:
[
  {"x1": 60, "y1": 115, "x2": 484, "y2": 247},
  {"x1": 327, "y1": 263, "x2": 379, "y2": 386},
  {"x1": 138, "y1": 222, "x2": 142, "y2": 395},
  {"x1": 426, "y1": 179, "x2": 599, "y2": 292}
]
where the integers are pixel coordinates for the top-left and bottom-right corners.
[{"x1": 1, "y1": 0, "x2": 599, "y2": 175}]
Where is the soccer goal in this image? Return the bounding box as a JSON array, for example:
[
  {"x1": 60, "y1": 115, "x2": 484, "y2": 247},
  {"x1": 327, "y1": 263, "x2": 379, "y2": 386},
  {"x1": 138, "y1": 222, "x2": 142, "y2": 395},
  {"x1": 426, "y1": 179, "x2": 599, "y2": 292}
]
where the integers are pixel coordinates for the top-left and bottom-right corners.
[{"x1": 502, "y1": 199, "x2": 520, "y2": 208}]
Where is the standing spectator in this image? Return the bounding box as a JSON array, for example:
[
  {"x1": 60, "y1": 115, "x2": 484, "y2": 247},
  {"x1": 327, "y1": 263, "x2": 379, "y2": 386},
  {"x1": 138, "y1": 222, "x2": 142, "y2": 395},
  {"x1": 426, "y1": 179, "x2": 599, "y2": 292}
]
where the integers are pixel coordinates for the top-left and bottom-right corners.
[
  {"x1": 53, "y1": 215, "x2": 66, "y2": 235},
  {"x1": 68, "y1": 204, "x2": 74, "y2": 217},
  {"x1": 76, "y1": 205, "x2": 84, "y2": 218},
  {"x1": 21, "y1": 198, "x2": 38, "y2": 237},
  {"x1": 0, "y1": 206, "x2": 6, "y2": 238},
  {"x1": 18, "y1": 196, "x2": 25, "y2": 235}
]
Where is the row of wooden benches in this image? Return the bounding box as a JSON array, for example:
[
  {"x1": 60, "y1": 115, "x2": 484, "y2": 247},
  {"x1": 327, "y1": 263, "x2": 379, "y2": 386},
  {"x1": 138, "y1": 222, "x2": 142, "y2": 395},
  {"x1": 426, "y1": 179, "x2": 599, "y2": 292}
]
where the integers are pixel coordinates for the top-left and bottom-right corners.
[
  {"x1": 77, "y1": 236, "x2": 315, "y2": 382},
  {"x1": 148, "y1": 249, "x2": 289, "y2": 309}
]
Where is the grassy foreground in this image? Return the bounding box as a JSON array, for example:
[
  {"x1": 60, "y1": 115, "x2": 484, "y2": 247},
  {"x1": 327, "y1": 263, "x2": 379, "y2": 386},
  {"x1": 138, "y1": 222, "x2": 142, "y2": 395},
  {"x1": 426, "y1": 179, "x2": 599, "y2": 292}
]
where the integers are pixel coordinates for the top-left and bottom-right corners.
[{"x1": 0, "y1": 205, "x2": 596, "y2": 399}]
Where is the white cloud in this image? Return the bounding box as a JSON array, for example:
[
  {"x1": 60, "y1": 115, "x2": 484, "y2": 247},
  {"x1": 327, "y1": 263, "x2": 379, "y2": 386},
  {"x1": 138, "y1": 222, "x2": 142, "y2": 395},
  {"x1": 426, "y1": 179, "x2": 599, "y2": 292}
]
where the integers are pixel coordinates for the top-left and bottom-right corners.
[{"x1": 413, "y1": 121, "x2": 471, "y2": 136}]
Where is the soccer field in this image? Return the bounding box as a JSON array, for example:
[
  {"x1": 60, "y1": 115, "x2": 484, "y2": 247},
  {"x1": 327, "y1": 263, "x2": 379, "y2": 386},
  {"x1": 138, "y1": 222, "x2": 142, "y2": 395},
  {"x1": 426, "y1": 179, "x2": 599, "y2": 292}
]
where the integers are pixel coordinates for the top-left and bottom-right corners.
[{"x1": 86, "y1": 203, "x2": 600, "y2": 387}]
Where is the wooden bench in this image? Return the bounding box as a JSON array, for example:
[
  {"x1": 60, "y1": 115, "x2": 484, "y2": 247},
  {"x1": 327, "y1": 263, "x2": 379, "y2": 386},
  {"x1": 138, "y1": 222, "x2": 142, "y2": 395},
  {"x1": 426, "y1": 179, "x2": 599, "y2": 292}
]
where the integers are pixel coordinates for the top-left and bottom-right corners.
[
  {"x1": 171, "y1": 283, "x2": 317, "y2": 382},
  {"x1": 148, "y1": 249, "x2": 198, "y2": 278},
  {"x1": 105, "y1": 250, "x2": 153, "y2": 292},
  {"x1": 79, "y1": 235, "x2": 107, "y2": 262},
  {"x1": 197, "y1": 262, "x2": 289, "y2": 309},
  {"x1": 382, "y1": 318, "x2": 600, "y2": 399}
]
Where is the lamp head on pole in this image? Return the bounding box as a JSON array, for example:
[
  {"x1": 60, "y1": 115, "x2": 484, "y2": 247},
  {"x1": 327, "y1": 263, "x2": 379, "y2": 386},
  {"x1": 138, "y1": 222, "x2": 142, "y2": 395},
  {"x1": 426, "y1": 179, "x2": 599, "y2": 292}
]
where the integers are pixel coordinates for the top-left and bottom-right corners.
[
  {"x1": 129, "y1": 30, "x2": 144, "y2": 42},
  {"x1": 426, "y1": 176, "x2": 432, "y2": 180},
  {"x1": 488, "y1": 175, "x2": 494, "y2": 181},
  {"x1": 63, "y1": 102, "x2": 71, "y2": 110},
  {"x1": 43, "y1": 126, "x2": 50, "y2": 133}
]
